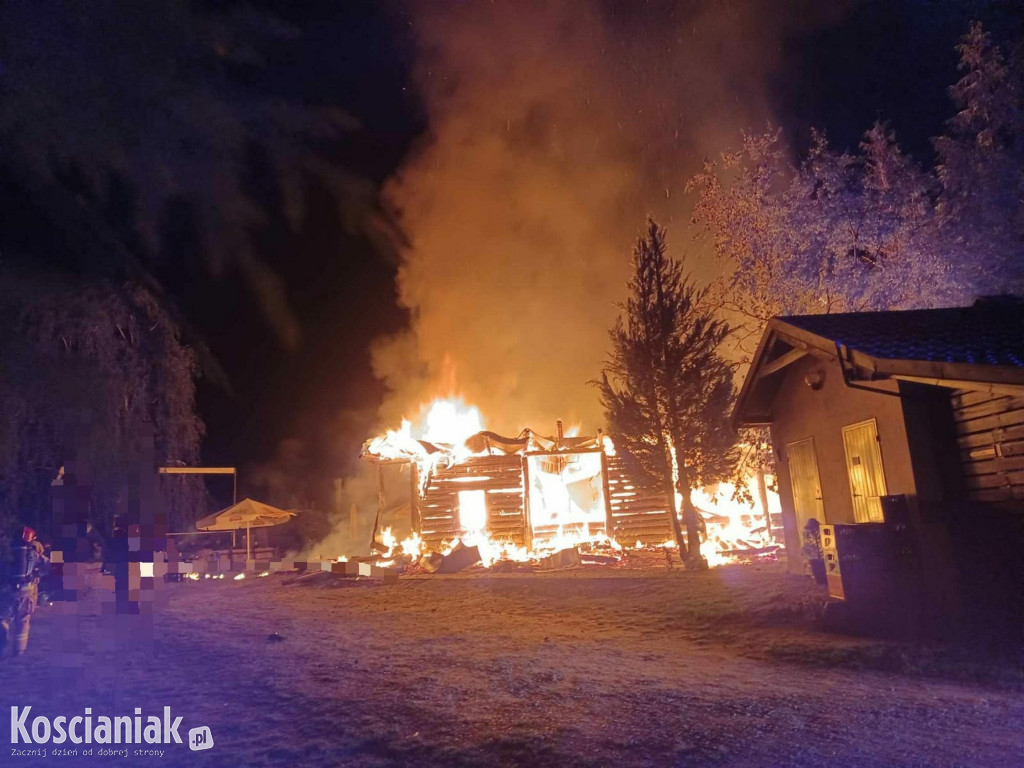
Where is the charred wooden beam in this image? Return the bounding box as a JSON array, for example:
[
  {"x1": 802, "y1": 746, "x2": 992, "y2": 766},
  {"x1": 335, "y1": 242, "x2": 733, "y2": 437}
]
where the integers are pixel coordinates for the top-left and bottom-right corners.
[
  {"x1": 370, "y1": 462, "x2": 385, "y2": 552},
  {"x1": 600, "y1": 450, "x2": 614, "y2": 537},
  {"x1": 524, "y1": 448, "x2": 605, "y2": 457},
  {"x1": 521, "y1": 454, "x2": 533, "y2": 551},
  {"x1": 409, "y1": 460, "x2": 421, "y2": 534}
]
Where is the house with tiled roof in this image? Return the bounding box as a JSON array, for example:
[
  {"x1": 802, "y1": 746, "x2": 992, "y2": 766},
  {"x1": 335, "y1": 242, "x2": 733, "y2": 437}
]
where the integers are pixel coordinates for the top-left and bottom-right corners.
[{"x1": 733, "y1": 298, "x2": 1024, "y2": 621}]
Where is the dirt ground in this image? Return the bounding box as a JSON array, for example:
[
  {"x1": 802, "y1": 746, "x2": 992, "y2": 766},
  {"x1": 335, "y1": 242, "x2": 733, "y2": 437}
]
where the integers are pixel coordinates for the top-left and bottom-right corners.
[{"x1": 1, "y1": 560, "x2": 1021, "y2": 767}]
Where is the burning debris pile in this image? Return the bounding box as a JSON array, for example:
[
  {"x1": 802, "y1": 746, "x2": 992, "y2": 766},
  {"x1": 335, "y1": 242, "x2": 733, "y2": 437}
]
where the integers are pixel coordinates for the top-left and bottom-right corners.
[
  {"x1": 349, "y1": 399, "x2": 780, "y2": 573},
  {"x1": 365, "y1": 524, "x2": 633, "y2": 575}
]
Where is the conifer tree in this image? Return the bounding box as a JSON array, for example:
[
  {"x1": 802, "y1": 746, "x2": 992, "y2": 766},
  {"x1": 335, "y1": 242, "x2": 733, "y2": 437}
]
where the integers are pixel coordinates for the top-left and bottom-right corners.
[{"x1": 598, "y1": 219, "x2": 737, "y2": 568}]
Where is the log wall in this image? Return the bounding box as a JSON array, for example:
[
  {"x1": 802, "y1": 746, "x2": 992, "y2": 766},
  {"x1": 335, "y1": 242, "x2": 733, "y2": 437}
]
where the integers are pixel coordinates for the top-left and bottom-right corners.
[
  {"x1": 605, "y1": 456, "x2": 674, "y2": 543},
  {"x1": 416, "y1": 452, "x2": 674, "y2": 547},
  {"x1": 952, "y1": 389, "x2": 1024, "y2": 508},
  {"x1": 419, "y1": 455, "x2": 528, "y2": 546}
]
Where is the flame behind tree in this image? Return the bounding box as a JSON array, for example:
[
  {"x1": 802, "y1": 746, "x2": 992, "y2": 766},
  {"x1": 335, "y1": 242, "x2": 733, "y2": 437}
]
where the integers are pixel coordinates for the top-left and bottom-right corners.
[{"x1": 598, "y1": 219, "x2": 737, "y2": 568}]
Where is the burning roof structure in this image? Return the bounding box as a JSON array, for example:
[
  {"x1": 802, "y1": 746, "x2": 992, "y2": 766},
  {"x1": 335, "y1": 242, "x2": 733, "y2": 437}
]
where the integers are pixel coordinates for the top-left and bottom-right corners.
[
  {"x1": 360, "y1": 400, "x2": 781, "y2": 567},
  {"x1": 363, "y1": 415, "x2": 675, "y2": 552}
]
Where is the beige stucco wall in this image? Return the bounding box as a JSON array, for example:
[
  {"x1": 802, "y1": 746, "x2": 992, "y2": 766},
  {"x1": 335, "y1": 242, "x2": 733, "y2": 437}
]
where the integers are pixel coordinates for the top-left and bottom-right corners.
[{"x1": 768, "y1": 354, "x2": 919, "y2": 572}]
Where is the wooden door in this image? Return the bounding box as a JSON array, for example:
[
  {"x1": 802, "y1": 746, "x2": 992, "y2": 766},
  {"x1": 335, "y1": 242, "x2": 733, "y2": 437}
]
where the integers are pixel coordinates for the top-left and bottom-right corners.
[
  {"x1": 842, "y1": 419, "x2": 887, "y2": 522},
  {"x1": 786, "y1": 437, "x2": 825, "y2": 530}
]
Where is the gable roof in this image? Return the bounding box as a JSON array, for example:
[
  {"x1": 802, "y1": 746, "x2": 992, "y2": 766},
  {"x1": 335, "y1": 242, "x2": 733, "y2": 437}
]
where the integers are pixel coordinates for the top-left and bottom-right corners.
[
  {"x1": 781, "y1": 305, "x2": 1024, "y2": 368},
  {"x1": 733, "y1": 300, "x2": 1024, "y2": 426}
]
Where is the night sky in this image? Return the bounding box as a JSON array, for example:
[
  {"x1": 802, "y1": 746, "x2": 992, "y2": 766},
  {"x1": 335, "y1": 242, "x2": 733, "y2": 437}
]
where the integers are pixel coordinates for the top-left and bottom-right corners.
[{"x1": 1, "y1": 0, "x2": 1019, "y2": 509}]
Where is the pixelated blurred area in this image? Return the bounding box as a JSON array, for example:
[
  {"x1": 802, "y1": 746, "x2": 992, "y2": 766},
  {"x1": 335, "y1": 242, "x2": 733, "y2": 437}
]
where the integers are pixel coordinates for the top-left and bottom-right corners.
[{"x1": 47, "y1": 424, "x2": 168, "y2": 617}]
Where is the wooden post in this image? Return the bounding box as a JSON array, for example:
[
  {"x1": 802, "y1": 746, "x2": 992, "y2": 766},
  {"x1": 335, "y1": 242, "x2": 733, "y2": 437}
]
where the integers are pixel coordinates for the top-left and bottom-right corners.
[
  {"x1": 600, "y1": 451, "x2": 614, "y2": 540},
  {"x1": 520, "y1": 455, "x2": 532, "y2": 551},
  {"x1": 370, "y1": 461, "x2": 384, "y2": 550},
  {"x1": 409, "y1": 461, "x2": 421, "y2": 534},
  {"x1": 756, "y1": 471, "x2": 772, "y2": 539}
]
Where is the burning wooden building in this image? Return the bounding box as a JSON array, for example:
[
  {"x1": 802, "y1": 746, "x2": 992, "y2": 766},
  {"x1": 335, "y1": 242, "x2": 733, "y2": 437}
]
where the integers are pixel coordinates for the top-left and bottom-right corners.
[{"x1": 362, "y1": 416, "x2": 677, "y2": 552}]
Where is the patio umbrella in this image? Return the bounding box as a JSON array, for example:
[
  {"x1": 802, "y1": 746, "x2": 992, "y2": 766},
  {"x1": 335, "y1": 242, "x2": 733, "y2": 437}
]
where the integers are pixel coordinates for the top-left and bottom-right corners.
[{"x1": 195, "y1": 498, "x2": 296, "y2": 559}]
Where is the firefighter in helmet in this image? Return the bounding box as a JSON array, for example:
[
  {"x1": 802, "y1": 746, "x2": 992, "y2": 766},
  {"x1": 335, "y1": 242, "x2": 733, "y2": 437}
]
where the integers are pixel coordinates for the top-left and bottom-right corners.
[{"x1": 1, "y1": 526, "x2": 49, "y2": 656}]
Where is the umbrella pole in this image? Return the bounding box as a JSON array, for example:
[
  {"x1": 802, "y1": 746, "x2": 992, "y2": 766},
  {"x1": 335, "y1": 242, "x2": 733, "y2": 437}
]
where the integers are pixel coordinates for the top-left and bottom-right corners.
[
  {"x1": 231, "y1": 530, "x2": 236, "y2": 568},
  {"x1": 246, "y1": 522, "x2": 251, "y2": 562}
]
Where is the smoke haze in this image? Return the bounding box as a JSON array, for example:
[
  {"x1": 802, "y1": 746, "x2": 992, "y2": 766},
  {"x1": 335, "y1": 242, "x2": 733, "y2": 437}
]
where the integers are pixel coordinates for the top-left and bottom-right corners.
[{"x1": 376, "y1": 0, "x2": 848, "y2": 435}]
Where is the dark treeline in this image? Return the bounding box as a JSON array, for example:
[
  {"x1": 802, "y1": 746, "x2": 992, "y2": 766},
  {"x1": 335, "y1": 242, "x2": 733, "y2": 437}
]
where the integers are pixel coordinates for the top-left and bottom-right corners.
[
  {"x1": 0, "y1": 1, "x2": 414, "y2": 541},
  {"x1": 690, "y1": 22, "x2": 1024, "y2": 363}
]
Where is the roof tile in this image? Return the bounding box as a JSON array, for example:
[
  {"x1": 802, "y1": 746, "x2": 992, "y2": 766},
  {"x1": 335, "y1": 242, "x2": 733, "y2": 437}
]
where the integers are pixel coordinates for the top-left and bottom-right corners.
[{"x1": 781, "y1": 300, "x2": 1024, "y2": 368}]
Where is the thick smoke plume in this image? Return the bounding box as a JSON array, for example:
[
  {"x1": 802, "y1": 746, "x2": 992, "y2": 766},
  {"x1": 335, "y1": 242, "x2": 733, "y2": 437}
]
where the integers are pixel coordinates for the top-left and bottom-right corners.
[{"x1": 376, "y1": 0, "x2": 845, "y2": 435}]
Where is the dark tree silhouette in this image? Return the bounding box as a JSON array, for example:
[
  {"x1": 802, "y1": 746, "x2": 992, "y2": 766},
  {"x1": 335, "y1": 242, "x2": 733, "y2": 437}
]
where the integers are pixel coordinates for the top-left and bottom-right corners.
[
  {"x1": 598, "y1": 219, "x2": 737, "y2": 568},
  {"x1": 935, "y1": 22, "x2": 1024, "y2": 297},
  {"x1": 0, "y1": 267, "x2": 205, "y2": 536}
]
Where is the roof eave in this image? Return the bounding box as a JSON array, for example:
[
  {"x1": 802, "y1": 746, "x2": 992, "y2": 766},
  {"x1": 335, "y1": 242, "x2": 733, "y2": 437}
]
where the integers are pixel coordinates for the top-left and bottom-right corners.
[
  {"x1": 731, "y1": 322, "x2": 779, "y2": 428},
  {"x1": 732, "y1": 319, "x2": 840, "y2": 428},
  {"x1": 868, "y1": 357, "x2": 1024, "y2": 386}
]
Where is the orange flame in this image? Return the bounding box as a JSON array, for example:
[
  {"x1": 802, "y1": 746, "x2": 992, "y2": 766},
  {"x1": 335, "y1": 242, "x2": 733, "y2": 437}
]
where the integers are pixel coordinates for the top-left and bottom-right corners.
[
  {"x1": 420, "y1": 398, "x2": 484, "y2": 445},
  {"x1": 364, "y1": 402, "x2": 777, "y2": 570}
]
